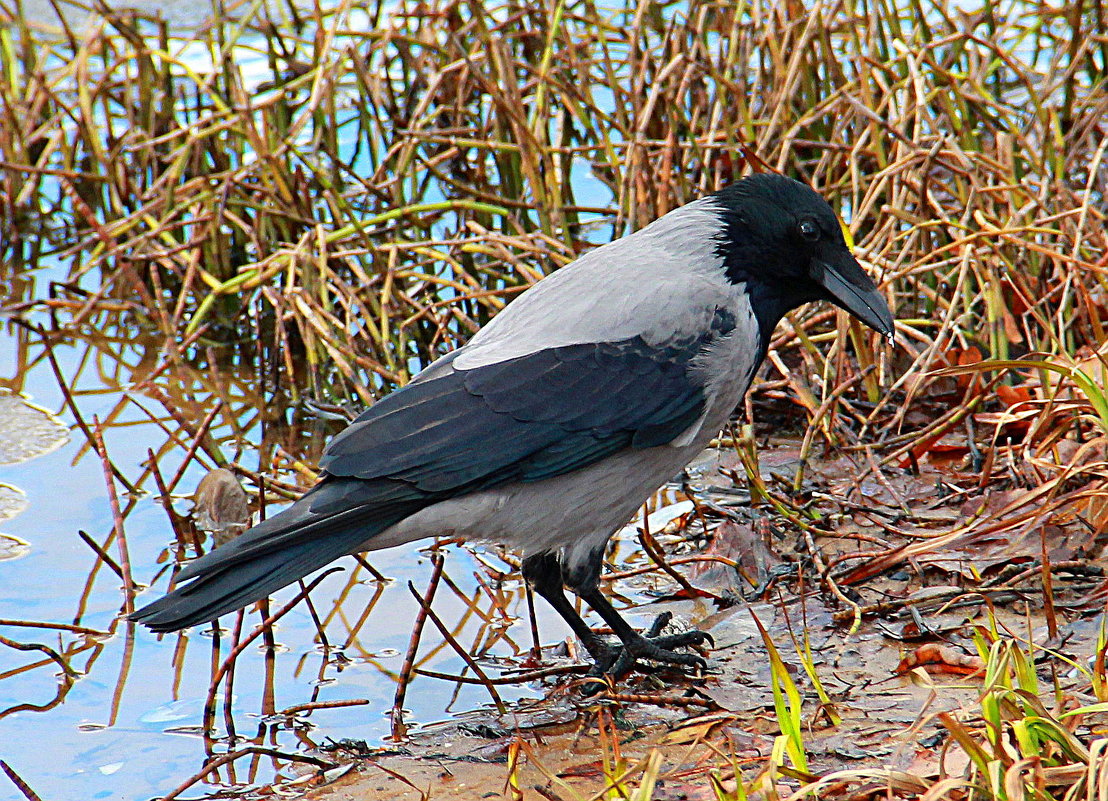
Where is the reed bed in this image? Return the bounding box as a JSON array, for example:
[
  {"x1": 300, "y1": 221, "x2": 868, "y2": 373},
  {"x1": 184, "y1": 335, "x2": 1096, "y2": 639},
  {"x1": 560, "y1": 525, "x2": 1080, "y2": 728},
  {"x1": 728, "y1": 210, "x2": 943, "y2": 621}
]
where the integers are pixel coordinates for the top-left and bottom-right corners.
[
  {"x1": 4, "y1": 0, "x2": 1108, "y2": 798},
  {"x1": 3, "y1": 0, "x2": 1103, "y2": 402}
]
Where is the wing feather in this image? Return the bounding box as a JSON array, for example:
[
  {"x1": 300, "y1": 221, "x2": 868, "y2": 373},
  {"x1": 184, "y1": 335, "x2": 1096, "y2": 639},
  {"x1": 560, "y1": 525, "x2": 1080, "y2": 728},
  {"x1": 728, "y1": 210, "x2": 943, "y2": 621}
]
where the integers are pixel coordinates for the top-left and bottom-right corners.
[{"x1": 319, "y1": 335, "x2": 714, "y2": 493}]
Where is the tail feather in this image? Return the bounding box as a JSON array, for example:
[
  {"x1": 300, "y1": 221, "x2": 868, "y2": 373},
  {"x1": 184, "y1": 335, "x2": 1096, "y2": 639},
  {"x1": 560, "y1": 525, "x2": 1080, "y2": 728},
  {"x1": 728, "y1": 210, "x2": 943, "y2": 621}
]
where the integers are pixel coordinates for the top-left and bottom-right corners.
[
  {"x1": 130, "y1": 537, "x2": 356, "y2": 632},
  {"x1": 173, "y1": 478, "x2": 425, "y2": 582},
  {"x1": 130, "y1": 477, "x2": 433, "y2": 632}
]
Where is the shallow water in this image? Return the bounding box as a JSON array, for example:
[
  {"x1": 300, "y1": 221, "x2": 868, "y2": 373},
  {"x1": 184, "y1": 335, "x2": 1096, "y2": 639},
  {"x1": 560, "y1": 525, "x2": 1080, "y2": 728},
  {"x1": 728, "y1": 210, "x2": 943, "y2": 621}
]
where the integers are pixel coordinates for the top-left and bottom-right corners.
[
  {"x1": 0, "y1": 253, "x2": 693, "y2": 801},
  {"x1": 0, "y1": 279, "x2": 585, "y2": 798}
]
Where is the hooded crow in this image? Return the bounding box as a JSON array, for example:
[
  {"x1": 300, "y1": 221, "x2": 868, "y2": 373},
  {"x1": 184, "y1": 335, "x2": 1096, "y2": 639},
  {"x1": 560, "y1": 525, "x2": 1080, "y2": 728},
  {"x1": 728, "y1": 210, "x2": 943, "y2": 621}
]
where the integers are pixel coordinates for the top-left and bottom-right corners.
[{"x1": 132, "y1": 173, "x2": 895, "y2": 677}]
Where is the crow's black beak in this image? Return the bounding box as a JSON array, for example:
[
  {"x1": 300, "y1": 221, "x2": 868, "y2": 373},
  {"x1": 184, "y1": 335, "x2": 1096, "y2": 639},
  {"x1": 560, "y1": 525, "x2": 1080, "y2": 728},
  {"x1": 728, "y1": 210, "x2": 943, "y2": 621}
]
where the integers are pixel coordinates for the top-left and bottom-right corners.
[{"x1": 813, "y1": 254, "x2": 895, "y2": 338}]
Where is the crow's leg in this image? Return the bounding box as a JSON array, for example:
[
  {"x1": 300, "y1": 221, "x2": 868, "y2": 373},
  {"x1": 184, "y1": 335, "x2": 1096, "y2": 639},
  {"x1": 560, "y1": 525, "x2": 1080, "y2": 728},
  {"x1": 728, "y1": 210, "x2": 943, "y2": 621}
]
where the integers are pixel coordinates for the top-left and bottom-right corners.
[
  {"x1": 521, "y1": 551, "x2": 615, "y2": 668},
  {"x1": 526, "y1": 548, "x2": 712, "y2": 679}
]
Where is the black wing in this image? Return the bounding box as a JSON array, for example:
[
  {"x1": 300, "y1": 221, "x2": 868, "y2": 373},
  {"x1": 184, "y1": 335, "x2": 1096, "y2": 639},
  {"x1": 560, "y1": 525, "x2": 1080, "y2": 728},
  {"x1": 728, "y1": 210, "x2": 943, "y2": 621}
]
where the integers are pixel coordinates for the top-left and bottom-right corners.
[{"x1": 319, "y1": 336, "x2": 712, "y2": 493}]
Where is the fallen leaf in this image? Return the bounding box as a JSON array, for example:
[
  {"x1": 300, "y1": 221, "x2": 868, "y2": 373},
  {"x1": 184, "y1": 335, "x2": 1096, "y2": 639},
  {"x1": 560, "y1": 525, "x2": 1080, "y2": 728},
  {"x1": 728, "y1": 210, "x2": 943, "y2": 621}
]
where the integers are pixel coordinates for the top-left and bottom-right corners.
[
  {"x1": 194, "y1": 468, "x2": 250, "y2": 546},
  {"x1": 895, "y1": 644, "x2": 984, "y2": 677}
]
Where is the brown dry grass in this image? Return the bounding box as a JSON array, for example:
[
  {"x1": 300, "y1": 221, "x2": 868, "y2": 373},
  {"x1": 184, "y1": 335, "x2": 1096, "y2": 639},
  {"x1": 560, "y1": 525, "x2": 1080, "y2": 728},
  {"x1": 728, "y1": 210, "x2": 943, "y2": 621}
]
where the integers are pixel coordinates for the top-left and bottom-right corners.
[{"x1": 4, "y1": 0, "x2": 1108, "y2": 798}]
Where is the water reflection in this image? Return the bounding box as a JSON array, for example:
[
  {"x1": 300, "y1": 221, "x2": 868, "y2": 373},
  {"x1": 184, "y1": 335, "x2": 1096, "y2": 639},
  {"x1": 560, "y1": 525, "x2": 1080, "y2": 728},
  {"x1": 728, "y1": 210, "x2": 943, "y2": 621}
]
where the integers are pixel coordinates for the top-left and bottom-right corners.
[{"x1": 0, "y1": 284, "x2": 575, "y2": 799}]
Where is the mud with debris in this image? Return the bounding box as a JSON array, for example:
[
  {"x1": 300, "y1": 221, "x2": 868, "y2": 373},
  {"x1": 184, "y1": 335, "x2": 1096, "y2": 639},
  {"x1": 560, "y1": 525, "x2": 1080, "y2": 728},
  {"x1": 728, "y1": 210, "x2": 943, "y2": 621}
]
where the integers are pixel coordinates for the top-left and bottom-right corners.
[{"x1": 282, "y1": 428, "x2": 1108, "y2": 800}]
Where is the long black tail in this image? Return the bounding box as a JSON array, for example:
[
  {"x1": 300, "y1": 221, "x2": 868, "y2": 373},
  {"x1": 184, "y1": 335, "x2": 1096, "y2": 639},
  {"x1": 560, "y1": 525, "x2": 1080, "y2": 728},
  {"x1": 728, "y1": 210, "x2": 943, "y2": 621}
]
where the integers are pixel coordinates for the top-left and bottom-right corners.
[{"x1": 130, "y1": 477, "x2": 432, "y2": 632}]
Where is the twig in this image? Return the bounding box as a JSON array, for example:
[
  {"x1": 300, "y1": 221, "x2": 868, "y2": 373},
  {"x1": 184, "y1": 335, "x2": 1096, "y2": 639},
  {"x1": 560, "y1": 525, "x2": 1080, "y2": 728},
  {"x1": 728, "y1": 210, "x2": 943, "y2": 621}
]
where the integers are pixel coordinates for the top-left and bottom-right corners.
[
  {"x1": 406, "y1": 579, "x2": 506, "y2": 712},
  {"x1": 637, "y1": 528, "x2": 720, "y2": 601},
  {"x1": 162, "y1": 396, "x2": 226, "y2": 490},
  {"x1": 597, "y1": 692, "x2": 718, "y2": 709},
  {"x1": 147, "y1": 448, "x2": 197, "y2": 551},
  {"x1": 158, "y1": 746, "x2": 335, "y2": 801},
  {"x1": 415, "y1": 663, "x2": 588, "y2": 685},
  {"x1": 0, "y1": 633, "x2": 80, "y2": 679},
  {"x1": 77, "y1": 530, "x2": 124, "y2": 580},
  {"x1": 601, "y1": 554, "x2": 741, "y2": 582},
  {"x1": 471, "y1": 569, "x2": 513, "y2": 622},
  {"x1": 525, "y1": 584, "x2": 542, "y2": 660},
  {"x1": 27, "y1": 323, "x2": 137, "y2": 494},
  {"x1": 91, "y1": 416, "x2": 135, "y2": 614},
  {"x1": 1041, "y1": 526, "x2": 1058, "y2": 639},
  {"x1": 801, "y1": 528, "x2": 861, "y2": 633},
  {"x1": 828, "y1": 582, "x2": 1047, "y2": 625},
  {"x1": 298, "y1": 580, "x2": 331, "y2": 651},
  {"x1": 203, "y1": 568, "x2": 343, "y2": 726},
  {"x1": 0, "y1": 760, "x2": 43, "y2": 801},
  {"x1": 352, "y1": 553, "x2": 388, "y2": 582},
  {"x1": 0, "y1": 619, "x2": 106, "y2": 637},
  {"x1": 391, "y1": 553, "x2": 445, "y2": 740},
  {"x1": 281, "y1": 698, "x2": 371, "y2": 716}
]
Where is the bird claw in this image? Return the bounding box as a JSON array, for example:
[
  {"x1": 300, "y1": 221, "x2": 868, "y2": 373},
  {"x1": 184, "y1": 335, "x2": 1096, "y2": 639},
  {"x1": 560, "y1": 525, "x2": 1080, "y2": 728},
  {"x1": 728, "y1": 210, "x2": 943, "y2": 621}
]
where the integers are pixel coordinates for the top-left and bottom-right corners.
[{"x1": 582, "y1": 616, "x2": 714, "y2": 690}]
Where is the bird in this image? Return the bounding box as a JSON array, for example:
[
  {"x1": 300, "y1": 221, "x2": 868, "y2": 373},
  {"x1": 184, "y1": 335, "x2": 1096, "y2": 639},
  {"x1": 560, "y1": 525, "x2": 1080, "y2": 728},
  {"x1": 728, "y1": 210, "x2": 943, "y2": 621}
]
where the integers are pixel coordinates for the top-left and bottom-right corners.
[{"x1": 131, "y1": 172, "x2": 895, "y2": 678}]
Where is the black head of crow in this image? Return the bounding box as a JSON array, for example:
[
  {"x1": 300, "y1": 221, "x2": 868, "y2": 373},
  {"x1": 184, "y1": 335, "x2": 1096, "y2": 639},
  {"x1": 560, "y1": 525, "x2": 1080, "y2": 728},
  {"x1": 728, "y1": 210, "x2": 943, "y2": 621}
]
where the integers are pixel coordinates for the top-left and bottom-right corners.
[
  {"x1": 712, "y1": 172, "x2": 894, "y2": 341},
  {"x1": 132, "y1": 172, "x2": 894, "y2": 681}
]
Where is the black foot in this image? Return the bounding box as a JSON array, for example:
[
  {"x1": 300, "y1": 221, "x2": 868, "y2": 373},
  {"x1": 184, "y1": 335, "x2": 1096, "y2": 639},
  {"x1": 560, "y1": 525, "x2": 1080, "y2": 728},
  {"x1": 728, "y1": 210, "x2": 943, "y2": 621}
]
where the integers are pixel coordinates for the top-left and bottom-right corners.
[
  {"x1": 584, "y1": 612, "x2": 714, "y2": 683},
  {"x1": 519, "y1": 553, "x2": 714, "y2": 691}
]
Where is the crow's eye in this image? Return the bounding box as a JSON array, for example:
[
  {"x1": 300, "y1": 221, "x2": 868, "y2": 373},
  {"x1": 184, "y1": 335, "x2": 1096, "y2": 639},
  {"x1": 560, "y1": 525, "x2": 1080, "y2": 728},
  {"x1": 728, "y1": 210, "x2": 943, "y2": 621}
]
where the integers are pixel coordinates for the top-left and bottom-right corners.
[{"x1": 797, "y1": 218, "x2": 820, "y2": 242}]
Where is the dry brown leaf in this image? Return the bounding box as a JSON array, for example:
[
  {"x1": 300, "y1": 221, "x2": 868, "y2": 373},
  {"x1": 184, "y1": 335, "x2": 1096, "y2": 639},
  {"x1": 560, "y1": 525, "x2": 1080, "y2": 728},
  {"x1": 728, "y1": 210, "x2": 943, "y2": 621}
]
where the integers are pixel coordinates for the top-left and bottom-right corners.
[{"x1": 895, "y1": 644, "x2": 984, "y2": 677}]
